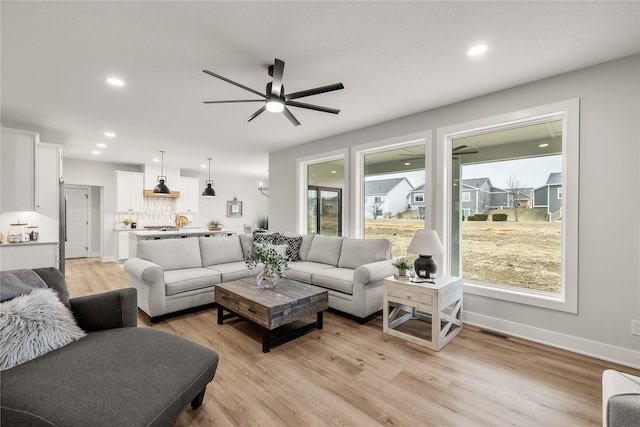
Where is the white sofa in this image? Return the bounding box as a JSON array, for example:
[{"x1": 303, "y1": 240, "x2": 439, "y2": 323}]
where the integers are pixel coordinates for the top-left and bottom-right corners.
[{"x1": 124, "y1": 233, "x2": 394, "y2": 322}]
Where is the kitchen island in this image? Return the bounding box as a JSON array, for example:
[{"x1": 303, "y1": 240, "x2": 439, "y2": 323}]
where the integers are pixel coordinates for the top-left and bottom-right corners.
[{"x1": 127, "y1": 228, "x2": 237, "y2": 259}]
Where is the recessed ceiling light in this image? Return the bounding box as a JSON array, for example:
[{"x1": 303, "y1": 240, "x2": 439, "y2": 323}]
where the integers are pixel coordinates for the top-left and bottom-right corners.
[
  {"x1": 106, "y1": 77, "x2": 125, "y2": 87},
  {"x1": 467, "y1": 44, "x2": 488, "y2": 56},
  {"x1": 104, "y1": 132, "x2": 116, "y2": 138},
  {"x1": 152, "y1": 158, "x2": 160, "y2": 162},
  {"x1": 91, "y1": 150, "x2": 100, "y2": 155},
  {"x1": 201, "y1": 164, "x2": 207, "y2": 168},
  {"x1": 404, "y1": 162, "x2": 411, "y2": 166},
  {"x1": 539, "y1": 143, "x2": 549, "y2": 148},
  {"x1": 331, "y1": 170, "x2": 337, "y2": 174},
  {"x1": 96, "y1": 143, "x2": 107, "y2": 148}
]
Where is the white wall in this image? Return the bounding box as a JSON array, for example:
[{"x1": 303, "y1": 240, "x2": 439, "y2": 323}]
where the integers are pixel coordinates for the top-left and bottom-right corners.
[
  {"x1": 269, "y1": 55, "x2": 640, "y2": 367},
  {"x1": 64, "y1": 158, "x2": 269, "y2": 261}
]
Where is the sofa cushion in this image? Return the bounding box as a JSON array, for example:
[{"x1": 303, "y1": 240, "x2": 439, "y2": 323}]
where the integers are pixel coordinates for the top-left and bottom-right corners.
[
  {"x1": 338, "y1": 238, "x2": 391, "y2": 269},
  {"x1": 0, "y1": 269, "x2": 47, "y2": 303},
  {"x1": 306, "y1": 235, "x2": 344, "y2": 266},
  {"x1": 138, "y1": 238, "x2": 202, "y2": 271},
  {"x1": 0, "y1": 288, "x2": 86, "y2": 371},
  {"x1": 206, "y1": 262, "x2": 255, "y2": 282},
  {"x1": 312, "y1": 268, "x2": 355, "y2": 294},
  {"x1": 199, "y1": 236, "x2": 245, "y2": 266},
  {"x1": 164, "y1": 268, "x2": 220, "y2": 296},
  {"x1": 239, "y1": 233, "x2": 255, "y2": 257},
  {"x1": 285, "y1": 261, "x2": 334, "y2": 284},
  {"x1": 275, "y1": 234, "x2": 303, "y2": 261},
  {"x1": 0, "y1": 327, "x2": 218, "y2": 427}
]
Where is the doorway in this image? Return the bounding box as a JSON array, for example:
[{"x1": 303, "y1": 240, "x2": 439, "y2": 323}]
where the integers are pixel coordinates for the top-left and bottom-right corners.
[
  {"x1": 308, "y1": 186, "x2": 342, "y2": 236},
  {"x1": 65, "y1": 186, "x2": 89, "y2": 258}
]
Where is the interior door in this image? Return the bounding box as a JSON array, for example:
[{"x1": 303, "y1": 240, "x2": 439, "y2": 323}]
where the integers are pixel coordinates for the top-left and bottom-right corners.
[
  {"x1": 308, "y1": 186, "x2": 342, "y2": 236},
  {"x1": 65, "y1": 187, "x2": 88, "y2": 258}
]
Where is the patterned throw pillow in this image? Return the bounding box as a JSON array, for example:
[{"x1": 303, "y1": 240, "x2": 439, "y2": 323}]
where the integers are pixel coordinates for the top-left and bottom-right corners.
[
  {"x1": 275, "y1": 234, "x2": 303, "y2": 262},
  {"x1": 253, "y1": 232, "x2": 280, "y2": 245}
]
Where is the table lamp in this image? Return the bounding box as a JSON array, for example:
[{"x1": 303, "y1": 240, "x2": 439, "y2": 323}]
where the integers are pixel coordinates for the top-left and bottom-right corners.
[{"x1": 406, "y1": 230, "x2": 445, "y2": 280}]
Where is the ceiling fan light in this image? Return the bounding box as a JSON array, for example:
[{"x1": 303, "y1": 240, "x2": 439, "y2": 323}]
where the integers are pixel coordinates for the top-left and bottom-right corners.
[{"x1": 266, "y1": 99, "x2": 284, "y2": 113}]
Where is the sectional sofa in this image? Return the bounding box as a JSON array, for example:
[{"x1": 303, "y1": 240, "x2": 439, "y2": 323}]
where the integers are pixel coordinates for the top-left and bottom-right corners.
[{"x1": 124, "y1": 232, "x2": 395, "y2": 322}]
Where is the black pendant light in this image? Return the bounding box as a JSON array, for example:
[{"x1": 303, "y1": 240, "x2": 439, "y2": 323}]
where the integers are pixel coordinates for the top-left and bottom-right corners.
[
  {"x1": 202, "y1": 157, "x2": 216, "y2": 198},
  {"x1": 153, "y1": 150, "x2": 171, "y2": 194}
]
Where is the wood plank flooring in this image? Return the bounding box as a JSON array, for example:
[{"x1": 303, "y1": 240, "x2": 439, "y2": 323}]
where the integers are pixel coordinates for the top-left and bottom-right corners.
[{"x1": 64, "y1": 258, "x2": 639, "y2": 426}]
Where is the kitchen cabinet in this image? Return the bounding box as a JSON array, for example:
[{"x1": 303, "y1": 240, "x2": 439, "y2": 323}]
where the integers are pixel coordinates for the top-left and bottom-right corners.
[
  {"x1": 175, "y1": 177, "x2": 200, "y2": 213},
  {"x1": 0, "y1": 127, "x2": 38, "y2": 211},
  {"x1": 115, "y1": 171, "x2": 144, "y2": 212},
  {"x1": 35, "y1": 143, "x2": 63, "y2": 219},
  {"x1": 118, "y1": 231, "x2": 130, "y2": 260},
  {"x1": 0, "y1": 241, "x2": 59, "y2": 271}
]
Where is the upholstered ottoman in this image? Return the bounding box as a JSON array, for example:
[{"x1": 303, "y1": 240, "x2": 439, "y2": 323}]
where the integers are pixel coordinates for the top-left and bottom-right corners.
[{"x1": 602, "y1": 369, "x2": 640, "y2": 427}]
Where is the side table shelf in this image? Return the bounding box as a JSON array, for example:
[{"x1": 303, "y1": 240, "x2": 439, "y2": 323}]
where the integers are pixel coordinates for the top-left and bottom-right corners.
[{"x1": 382, "y1": 275, "x2": 463, "y2": 351}]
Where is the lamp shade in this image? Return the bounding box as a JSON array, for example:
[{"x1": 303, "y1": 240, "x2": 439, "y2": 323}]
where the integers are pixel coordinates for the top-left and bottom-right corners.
[
  {"x1": 153, "y1": 179, "x2": 170, "y2": 194},
  {"x1": 407, "y1": 230, "x2": 445, "y2": 256},
  {"x1": 202, "y1": 182, "x2": 216, "y2": 197}
]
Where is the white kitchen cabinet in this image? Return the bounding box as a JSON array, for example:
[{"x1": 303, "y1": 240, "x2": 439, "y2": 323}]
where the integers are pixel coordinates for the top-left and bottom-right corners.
[
  {"x1": 35, "y1": 143, "x2": 63, "y2": 219},
  {"x1": 0, "y1": 241, "x2": 59, "y2": 271},
  {"x1": 115, "y1": 171, "x2": 144, "y2": 212},
  {"x1": 118, "y1": 231, "x2": 130, "y2": 260},
  {"x1": 0, "y1": 127, "x2": 38, "y2": 211},
  {"x1": 175, "y1": 176, "x2": 200, "y2": 213}
]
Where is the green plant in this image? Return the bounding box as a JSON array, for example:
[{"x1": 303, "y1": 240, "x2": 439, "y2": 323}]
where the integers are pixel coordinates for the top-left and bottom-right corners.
[
  {"x1": 475, "y1": 214, "x2": 489, "y2": 221},
  {"x1": 492, "y1": 213, "x2": 508, "y2": 221},
  {"x1": 258, "y1": 216, "x2": 269, "y2": 230},
  {"x1": 245, "y1": 244, "x2": 288, "y2": 279},
  {"x1": 208, "y1": 219, "x2": 223, "y2": 227},
  {"x1": 467, "y1": 215, "x2": 476, "y2": 221},
  {"x1": 122, "y1": 219, "x2": 131, "y2": 227},
  {"x1": 391, "y1": 258, "x2": 411, "y2": 271}
]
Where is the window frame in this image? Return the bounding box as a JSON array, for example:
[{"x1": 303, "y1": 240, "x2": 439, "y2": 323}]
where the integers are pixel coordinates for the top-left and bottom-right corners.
[
  {"x1": 435, "y1": 99, "x2": 580, "y2": 313},
  {"x1": 461, "y1": 191, "x2": 471, "y2": 202}
]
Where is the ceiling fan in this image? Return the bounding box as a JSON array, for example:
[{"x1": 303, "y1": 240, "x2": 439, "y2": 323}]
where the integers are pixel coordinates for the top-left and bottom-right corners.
[
  {"x1": 453, "y1": 145, "x2": 479, "y2": 155},
  {"x1": 202, "y1": 58, "x2": 344, "y2": 126}
]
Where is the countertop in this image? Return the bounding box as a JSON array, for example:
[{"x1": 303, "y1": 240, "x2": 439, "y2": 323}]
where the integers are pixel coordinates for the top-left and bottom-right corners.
[
  {"x1": 127, "y1": 228, "x2": 236, "y2": 237},
  {"x1": 0, "y1": 240, "x2": 59, "y2": 247}
]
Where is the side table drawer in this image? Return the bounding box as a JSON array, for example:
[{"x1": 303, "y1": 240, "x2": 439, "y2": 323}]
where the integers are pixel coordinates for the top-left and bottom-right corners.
[
  {"x1": 239, "y1": 299, "x2": 270, "y2": 328},
  {"x1": 215, "y1": 288, "x2": 239, "y2": 312},
  {"x1": 387, "y1": 283, "x2": 433, "y2": 307}
]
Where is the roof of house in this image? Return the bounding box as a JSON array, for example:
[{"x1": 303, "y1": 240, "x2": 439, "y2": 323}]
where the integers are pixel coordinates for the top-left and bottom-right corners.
[
  {"x1": 461, "y1": 178, "x2": 491, "y2": 189},
  {"x1": 364, "y1": 178, "x2": 410, "y2": 195},
  {"x1": 410, "y1": 184, "x2": 425, "y2": 192},
  {"x1": 545, "y1": 172, "x2": 562, "y2": 185}
]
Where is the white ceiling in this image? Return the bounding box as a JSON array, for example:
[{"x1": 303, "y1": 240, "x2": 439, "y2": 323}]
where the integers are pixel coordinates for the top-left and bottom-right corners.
[{"x1": 2, "y1": 1, "x2": 638, "y2": 179}]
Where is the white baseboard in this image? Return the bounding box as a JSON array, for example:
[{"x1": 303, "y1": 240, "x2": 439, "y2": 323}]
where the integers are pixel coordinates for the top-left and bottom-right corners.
[
  {"x1": 463, "y1": 311, "x2": 640, "y2": 370},
  {"x1": 101, "y1": 256, "x2": 117, "y2": 262}
]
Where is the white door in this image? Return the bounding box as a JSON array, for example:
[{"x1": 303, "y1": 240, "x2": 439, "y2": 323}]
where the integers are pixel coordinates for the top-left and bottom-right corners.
[{"x1": 65, "y1": 187, "x2": 88, "y2": 258}]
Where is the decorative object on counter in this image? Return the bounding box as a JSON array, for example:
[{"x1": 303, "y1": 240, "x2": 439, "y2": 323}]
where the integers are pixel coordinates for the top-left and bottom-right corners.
[
  {"x1": 175, "y1": 215, "x2": 189, "y2": 229},
  {"x1": 7, "y1": 223, "x2": 29, "y2": 243},
  {"x1": 406, "y1": 229, "x2": 445, "y2": 281},
  {"x1": 258, "y1": 182, "x2": 269, "y2": 198},
  {"x1": 227, "y1": 197, "x2": 243, "y2": 218},
  {"x1": 207, "y1": 219, "x2": 223, "y2": 231},
  {"x1": 0, "y1": 232, "x2": 4, "y2": 243},
  {"x1": 130, "y1": 222, "x2": 137, "y2": 229},
  {"x1": 202, "y1": 157, "x2": 217, "y2": 198},
  {"x1": 27, "y1": 226, "x2": 39, "y2": 241},
  {"x1": 391, "y1": 258, "x2": 411, "y2": 277},
  {"x1": 257, "y1": 216, "x2": 269, "y2": 231},
  {"x1": 153, "y1": 150, "x2": 171, "y2": 194},
  {"x1": 245, "y1": 244, "x2": 289, "y2": 289},
  {"x1": 122, "y1": 219, "x2": 131, "y2": 229}
]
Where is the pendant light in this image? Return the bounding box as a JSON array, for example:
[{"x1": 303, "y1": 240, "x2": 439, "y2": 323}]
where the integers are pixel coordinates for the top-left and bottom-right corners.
[
  {"x1": 153, "y1": 150, "x2": 171, "y2": 194},
  {"x1": 202, "y1": 157, "x2": 216, "y2": 198}
]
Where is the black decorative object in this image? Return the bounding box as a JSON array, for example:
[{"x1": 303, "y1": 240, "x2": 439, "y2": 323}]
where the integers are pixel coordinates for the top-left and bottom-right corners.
[
  {"x1": 202, "y1": 157, "x2": 216, "y2": 198},
  {"x1": 153, "y1": 150, "x2": 170, "y2": 194}
]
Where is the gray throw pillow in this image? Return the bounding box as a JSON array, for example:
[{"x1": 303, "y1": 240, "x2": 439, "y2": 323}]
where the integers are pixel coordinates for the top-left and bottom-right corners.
[
  {"x1": 0, "y1": 288, "x2": 86, "y2": 371},
  {"x1": 253, "y1": 232, "x2": 280, "y2": 245}
]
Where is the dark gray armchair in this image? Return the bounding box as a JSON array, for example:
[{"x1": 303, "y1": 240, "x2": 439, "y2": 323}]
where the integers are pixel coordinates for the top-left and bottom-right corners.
[{"x1": 1, "y1": 267, "x2": 219, "y2": 427}]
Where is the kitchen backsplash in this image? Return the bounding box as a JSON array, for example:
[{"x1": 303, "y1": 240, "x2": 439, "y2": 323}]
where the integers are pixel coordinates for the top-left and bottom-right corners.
[{"x1": 114, "y1": 197, "x2": 195, "y2": 229}]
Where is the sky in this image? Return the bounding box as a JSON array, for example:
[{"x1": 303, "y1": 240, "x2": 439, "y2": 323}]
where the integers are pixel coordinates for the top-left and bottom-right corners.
[{"x1": 365, "y1": 154, "x2": 562, "y2": 190}]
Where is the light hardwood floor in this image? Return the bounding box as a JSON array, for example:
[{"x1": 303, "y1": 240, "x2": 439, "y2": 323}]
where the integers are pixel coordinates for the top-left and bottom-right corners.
[{"x1": 65, "y1": 258, "x2": 639, "y2": 426}]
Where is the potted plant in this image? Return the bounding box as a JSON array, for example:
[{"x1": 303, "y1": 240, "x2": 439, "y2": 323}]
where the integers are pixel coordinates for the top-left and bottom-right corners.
[
  {"x1": 392, "y1": 258, "x2": 411, "y2": 277},
  {"x1": 245, "y1": 244, "x2": 289, "y2": 289},
  {"x1": 208, "y1": 219, "x2": 223, "y2": 231},
  {"x1": 257, "y1": 216, "x2": 269, "y2": 231},
  {"x1": 122, "y1": 219, "x2": 131, "y2": 229}
]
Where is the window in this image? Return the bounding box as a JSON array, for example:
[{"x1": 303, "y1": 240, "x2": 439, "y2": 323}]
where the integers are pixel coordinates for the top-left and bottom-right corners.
[
  {"x1": 437, "y1": 99, "x2": 579, "y2": 313},
  {"x1": 414, "y1": 193, "x2": 424, "y2": 202},
  {"x1": 461, "y1": 192, "x2": 471, "y2": 202},
  {"x1": 374, "y1": 196, "x2": 382, "y2": 203},
  {"x1": 557, "y1": 187, "x2": 563, "y2": 199}
]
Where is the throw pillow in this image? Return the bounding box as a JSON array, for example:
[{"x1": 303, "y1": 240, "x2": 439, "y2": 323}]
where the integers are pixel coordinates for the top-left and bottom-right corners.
[
  {"x1": 253, "y1": 232, "x2": 280, "y2": 245},
  {"x1": 275, "y1": 234, "x2": 303, "y2": 261},
  {"x1": 0, "y1": 288, "x2": 86, "y2": 371},
  {"x1": 254, "y1": 242, "x2": 288, "y2": 258}
]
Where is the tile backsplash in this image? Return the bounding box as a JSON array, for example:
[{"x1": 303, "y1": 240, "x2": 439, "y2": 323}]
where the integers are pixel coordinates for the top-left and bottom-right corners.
[{"x1": 114, "y1": 197, "x2": 195, "y2": 229}]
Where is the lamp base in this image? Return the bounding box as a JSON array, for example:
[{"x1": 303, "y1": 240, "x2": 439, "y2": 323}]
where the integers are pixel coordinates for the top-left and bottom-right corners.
[{"x1": 414, "y1": 255, "x2": 437, "y2": 278}]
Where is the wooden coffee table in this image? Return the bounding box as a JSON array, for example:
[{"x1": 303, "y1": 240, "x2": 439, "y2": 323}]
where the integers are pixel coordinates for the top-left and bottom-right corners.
[{"x1": 215, "y1": 277, "x2": 329, "y2": 352}]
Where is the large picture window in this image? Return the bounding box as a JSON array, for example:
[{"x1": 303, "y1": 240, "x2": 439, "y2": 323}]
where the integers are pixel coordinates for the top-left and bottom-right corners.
[{"x1": 437, "y1": 99, "x2": 579, "y2": 313}]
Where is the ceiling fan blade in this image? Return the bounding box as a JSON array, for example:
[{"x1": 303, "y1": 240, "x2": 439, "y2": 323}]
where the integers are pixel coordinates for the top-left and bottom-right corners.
[
  {"x1": 246, "y1": 106, "x2": 266, "y2": 122},
  {"x1": 286, "y1": 100, "x2": 340, "y2": 114},
  {"x1": 282, "y1": 107, "x2": 301, "y2": 126},
  {"x1": 202, "y1": 100, "x2": 264, "y2": 104},
  {"x1": 286, "y1": 83, "x2": 344, "y2": 100},
  {"x1": 271, "y1": 59, "x2": 285, "y2": 97},
  {"x1": 452, "y1": 145, "x2": 468, "y2": 152},
  {"x1": 203, "y1": 70, "x2": 265, "y2": 98}
]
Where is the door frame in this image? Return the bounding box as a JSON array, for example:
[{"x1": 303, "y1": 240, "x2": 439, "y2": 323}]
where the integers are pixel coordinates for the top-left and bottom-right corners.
[{"x1": 64, "y1": 184, "x2": 92, "y2": 258}]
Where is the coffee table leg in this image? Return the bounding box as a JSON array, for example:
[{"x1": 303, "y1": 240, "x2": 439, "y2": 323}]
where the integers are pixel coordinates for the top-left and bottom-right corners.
[
  {"x1": 217, "y1": 306, "x2": 224, "y2": 325},
  {"x1": 317, "y1": 311, "x2": 324, "y2": 329},
  {"x1": 262, "y1": 328, "x2": 270, "y2": 353}
]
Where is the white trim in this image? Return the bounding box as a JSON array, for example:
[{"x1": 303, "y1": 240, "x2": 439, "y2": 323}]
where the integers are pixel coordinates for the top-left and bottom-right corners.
[
  {"x1": 464, "y1": 311, "x2": 640, "y2": 370},
  {"x1": 436, "y1": 98, "x2": 580, "y2": 313}
]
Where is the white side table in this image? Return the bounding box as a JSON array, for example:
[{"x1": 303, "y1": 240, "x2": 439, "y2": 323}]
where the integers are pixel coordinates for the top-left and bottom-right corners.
[{"x1": 383, "y1": 275, "x2": 463, "y2": 351}]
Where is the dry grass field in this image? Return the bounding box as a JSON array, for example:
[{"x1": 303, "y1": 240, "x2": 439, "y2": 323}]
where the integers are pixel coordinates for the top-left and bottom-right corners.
[{"x1": 365, "y1": 216, "x2": 562, "y2": 293}]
